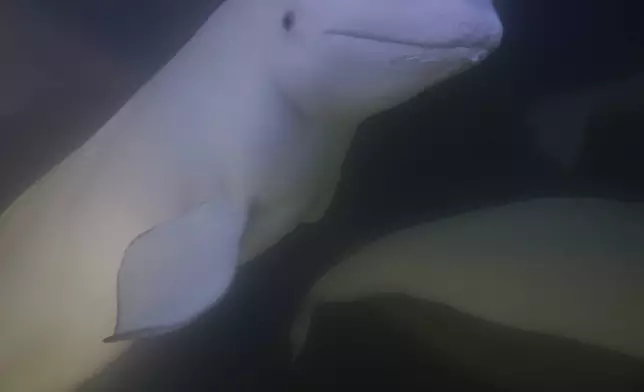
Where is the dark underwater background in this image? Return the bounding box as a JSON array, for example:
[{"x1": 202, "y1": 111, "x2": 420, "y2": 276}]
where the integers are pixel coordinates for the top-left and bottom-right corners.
[{"x1": 1, "y1": 0, "x2": 643, "y2": 390}]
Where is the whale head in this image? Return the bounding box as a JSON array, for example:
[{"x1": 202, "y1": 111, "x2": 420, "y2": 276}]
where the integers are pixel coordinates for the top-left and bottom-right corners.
[{"x1": 272, "y1": 0, "x2": 503, "y2": 121}]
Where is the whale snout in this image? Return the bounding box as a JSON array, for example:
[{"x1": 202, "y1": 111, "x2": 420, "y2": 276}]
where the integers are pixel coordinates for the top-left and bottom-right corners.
[
  {"x1": 420, "y1": 0, "x2": 504, "y2": 53},
  {"x1": 455, "y1": 6, "x2": 504, "y2": 51},
  {"x1": 321, "y1": 0, "x2": 503, "y2": 57}
]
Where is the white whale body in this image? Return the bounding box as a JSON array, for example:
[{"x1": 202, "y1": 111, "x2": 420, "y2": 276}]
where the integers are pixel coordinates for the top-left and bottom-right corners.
[
  {"x1": 0, "y1": 0, "x2": 502, "y2": 390},
  {"x1": 292, "y1": 198, "x2": 644, "y2": 361}
]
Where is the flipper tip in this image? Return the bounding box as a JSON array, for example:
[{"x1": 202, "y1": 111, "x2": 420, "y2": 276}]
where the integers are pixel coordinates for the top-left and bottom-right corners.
[{"x1": 103, "y1": 325, "x2": 176, "y2": 343}]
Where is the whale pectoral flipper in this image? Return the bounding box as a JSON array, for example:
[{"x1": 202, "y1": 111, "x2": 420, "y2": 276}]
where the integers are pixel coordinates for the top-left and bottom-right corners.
[{"x1": 104, "y1": 200, "x2": 248, "y2": 342}]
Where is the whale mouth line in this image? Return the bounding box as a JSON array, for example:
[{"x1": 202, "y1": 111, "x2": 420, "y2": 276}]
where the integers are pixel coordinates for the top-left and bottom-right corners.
[{"x1": 324, "y1": 29, "x2": 482, "y2": 50}]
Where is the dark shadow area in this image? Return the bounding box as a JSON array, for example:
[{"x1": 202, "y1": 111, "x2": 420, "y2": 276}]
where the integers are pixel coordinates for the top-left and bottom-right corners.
[{"x1": 290, "y1": 295, "x2": 644, "y2": 391}]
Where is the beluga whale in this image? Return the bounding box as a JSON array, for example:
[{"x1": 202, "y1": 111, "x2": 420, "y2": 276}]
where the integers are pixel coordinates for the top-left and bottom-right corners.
[
  {"x1": 291, "y1": 198, "x2": 644, "y2": 388},
  {"x1": 0, "y1": 0, "x2": 502, "y2": 389}
]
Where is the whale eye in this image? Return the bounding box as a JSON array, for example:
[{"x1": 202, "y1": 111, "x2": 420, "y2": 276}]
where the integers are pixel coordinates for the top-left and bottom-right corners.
[{"x1": 282, "y1": 11, "x2": 295, "y2": 31}]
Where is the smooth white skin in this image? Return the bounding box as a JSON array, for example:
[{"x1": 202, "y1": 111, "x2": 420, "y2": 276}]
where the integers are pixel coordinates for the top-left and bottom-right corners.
[
  {"x1": 0, "y1": 0, "x2": 502, "y2": 390},
  {"x1": 292, "y1": 198, "x2": 644, "y2": 361}
]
